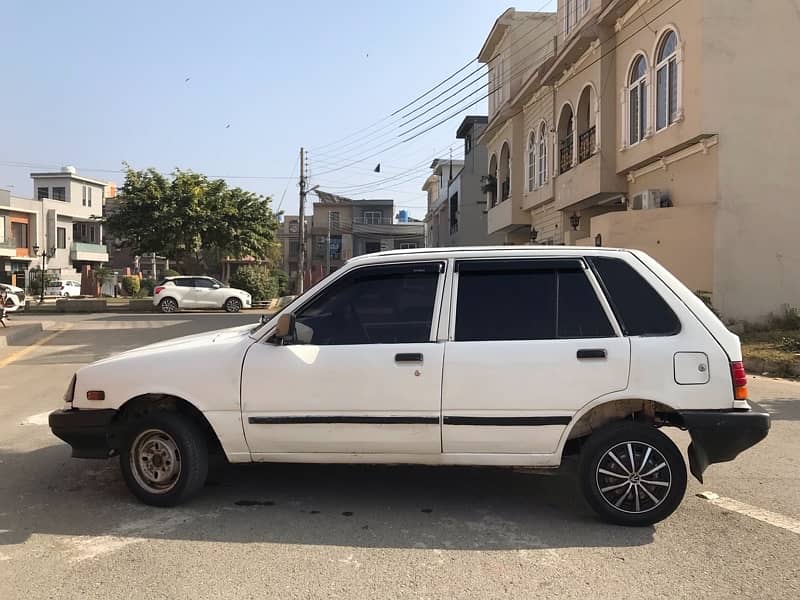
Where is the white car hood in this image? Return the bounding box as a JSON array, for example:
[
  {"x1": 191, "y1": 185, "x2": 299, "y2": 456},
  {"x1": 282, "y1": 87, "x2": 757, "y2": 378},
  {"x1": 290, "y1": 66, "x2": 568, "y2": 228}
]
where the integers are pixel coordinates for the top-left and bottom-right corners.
[{"x1": 91, "y1": 323, "x2": 255, "y2": 365}]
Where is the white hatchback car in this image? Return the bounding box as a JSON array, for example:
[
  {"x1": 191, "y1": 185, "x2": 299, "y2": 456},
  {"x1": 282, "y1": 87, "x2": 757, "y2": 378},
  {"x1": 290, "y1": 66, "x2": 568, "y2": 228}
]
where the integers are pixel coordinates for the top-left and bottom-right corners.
[
  {"x1": 153, "y1": 276, "x2": 252, "y2": 313},
  {"x1": 46, "y1": 280, "x2": 81, "y2": 297},
  {"x1": 50, "y1": 247, "x2": 769, "y2": 525}
]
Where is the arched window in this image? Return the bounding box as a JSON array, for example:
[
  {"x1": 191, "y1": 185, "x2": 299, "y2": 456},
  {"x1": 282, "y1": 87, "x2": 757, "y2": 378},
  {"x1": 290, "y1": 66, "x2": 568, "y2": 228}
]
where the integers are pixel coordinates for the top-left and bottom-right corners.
[
  {"x1": 527, "y1": 131, "x2": 536, "y2": 192},
  {"x1": 538, "y1": 122, "x2": 548, "y2": 186},
  {"x1": 656, "y1": 30, "x2": 679, "y2": 131},
  {"x1": 628, "y1": 54, "x2": 648, "y2": 145},
  {"x1": 557, "y1": 104, "x2": 574, "y2": 174}
]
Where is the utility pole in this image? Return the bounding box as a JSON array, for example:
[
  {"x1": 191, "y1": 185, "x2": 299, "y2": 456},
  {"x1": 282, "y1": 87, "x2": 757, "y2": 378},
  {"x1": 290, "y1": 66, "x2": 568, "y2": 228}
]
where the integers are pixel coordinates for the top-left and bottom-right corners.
[{"x1": 297, "y1": 147, "x2": 306, "y2": 294}]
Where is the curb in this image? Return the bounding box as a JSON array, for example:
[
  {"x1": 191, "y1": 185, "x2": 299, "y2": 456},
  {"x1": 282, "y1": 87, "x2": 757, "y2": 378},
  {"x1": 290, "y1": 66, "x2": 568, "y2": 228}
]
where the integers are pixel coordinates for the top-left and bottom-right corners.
[{"x1": 0, "y1": 323, "x2": 45, "y2": 348}]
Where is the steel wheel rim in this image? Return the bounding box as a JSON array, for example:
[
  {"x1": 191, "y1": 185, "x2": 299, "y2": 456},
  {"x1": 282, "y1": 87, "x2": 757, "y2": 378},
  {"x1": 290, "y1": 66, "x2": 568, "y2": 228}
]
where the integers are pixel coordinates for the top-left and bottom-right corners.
[
  {"x1": 129, "y1": 429, "x2": 182, "y2": 494},
  {"x1": 226, "y1": 298, "x2": 240, "y2": 312},
  {"x1": 596, "y1": 441, "x2": 672, "y2": 514}
]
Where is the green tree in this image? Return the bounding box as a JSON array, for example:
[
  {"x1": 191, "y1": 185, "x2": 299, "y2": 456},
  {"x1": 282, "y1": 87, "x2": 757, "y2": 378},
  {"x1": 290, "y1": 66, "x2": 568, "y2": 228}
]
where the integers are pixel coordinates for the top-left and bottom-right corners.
[
  {"x1": 229, "y1": 265, "x2": 277, "y2": 302},
  {"x1": 106, "y1": 166, "x2": 279, "y2": 274},
  {"x1": 121, "y1": 276, "x2": 141, "y2": 297}
]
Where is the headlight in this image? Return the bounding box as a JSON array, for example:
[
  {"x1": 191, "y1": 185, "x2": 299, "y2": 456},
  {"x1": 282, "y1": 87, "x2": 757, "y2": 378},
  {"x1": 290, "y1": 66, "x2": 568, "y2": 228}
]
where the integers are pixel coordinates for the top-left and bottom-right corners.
[{"x1": 64, "y1": 374, "x2": 77, "y2": 404}]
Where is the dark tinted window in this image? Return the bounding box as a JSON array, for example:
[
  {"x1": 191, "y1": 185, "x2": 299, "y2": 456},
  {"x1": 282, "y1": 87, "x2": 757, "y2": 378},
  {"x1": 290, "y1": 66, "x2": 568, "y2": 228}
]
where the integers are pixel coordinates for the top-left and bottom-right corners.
[
  {"x1": 589, "y1": 257, "x2": 680, "y2": 336},
  {"x1": 455, "y1": 269, "x2": 557, "y2": 341},
  {"x1": 174, "y1": 278, "x2": 194, "y2": 288},
  {"x1": 294, "y1": 263, "x2": 440, "y2": 345},
  {"x1": 193, "y1": 278, "x2": 215, "y2": 288},
  {"x1": 455, "y1": 264, "x2": 614, "y2": 341},
  {"x1": 558, "y1": 270, "x2": 615, "y2": 337}
]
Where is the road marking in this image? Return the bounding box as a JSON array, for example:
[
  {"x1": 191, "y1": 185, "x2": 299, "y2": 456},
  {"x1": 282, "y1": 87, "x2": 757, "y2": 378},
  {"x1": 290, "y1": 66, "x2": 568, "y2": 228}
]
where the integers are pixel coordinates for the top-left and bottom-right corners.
[
  {"x1": 21, "y1": 412, "x2": 51, "y2": 426},
  {"x1": 0, "y1": 324, "x2": 73, "y2": 369},
  {"x1": 698, "y1": 491, "x2": 800, "y2": 535}
]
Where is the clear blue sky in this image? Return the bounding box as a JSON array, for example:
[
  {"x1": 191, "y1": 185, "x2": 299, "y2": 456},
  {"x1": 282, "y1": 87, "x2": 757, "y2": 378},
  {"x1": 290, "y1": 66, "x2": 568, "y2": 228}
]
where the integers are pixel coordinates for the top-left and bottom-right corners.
[{"x1": 1, "y1": 0, "x2": 555, "y2": 219}]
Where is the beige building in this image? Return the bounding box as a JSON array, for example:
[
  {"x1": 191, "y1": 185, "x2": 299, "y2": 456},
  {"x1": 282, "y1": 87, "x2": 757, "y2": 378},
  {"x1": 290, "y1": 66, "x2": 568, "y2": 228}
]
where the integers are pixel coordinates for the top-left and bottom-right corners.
[{"x1": 479, "y1": 1, "x2": 800, "y2": 321}]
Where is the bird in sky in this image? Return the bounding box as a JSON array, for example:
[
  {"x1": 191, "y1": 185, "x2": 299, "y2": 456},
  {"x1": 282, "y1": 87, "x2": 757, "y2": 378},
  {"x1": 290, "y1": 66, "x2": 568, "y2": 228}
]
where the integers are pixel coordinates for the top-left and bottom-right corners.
[
  {"x1": 184, "y1": 76, "x2": 191, "y2": 83},
  {"x1": 225, "y1": 124, "x2": 231, "y2": 129}
]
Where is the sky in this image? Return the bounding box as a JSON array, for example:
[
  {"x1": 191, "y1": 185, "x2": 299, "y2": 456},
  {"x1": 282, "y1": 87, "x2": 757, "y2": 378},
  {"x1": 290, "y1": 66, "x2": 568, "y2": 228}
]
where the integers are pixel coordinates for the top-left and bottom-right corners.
[{"x1": 1, "y1": 0, "x2": 556, "y2": 220}]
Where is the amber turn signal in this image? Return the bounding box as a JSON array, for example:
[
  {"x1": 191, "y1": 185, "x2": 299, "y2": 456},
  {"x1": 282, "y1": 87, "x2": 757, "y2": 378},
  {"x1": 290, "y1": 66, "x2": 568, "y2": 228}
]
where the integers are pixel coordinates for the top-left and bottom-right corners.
[{"x1": 86, "y1": 390, "x2": 106, "y2": 401}]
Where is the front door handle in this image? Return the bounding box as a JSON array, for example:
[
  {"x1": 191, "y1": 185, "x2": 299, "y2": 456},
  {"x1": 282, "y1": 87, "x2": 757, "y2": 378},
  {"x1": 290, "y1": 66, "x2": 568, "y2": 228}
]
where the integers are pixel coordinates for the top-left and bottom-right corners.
[
  {"x1": 395, "y1": 353, "x2": 423, "y2": 363},
  {"x1": 577, "y1": 348, "x2": 606, "y2": 359}
]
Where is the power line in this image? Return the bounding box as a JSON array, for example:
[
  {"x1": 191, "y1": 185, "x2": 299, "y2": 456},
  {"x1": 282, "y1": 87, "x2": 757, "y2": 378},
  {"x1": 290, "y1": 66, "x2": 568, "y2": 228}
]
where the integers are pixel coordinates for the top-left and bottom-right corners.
[{"x1": 308, "y1": 1, "x2": 559, "y2": 162}]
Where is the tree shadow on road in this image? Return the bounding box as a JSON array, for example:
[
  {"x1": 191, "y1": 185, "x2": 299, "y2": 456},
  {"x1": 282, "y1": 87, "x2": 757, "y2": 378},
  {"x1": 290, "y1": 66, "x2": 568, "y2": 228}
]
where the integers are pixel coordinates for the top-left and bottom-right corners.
[
  {"x1": 0, "y1": 444, "x2": 655, "y2": 551},
  {"x1": 758, "y1": 398, "x2": 800, "y2": 421}
]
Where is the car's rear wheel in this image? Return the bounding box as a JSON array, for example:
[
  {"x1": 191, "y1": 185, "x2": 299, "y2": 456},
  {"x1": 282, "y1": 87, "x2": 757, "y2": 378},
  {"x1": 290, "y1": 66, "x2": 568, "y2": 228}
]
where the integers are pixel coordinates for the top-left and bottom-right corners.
[
  {"x1": 159, "y1": 297, "x2": 179, "y2": 313},
  {"x1": 224, "y1": 297, "x2": 242, "y2": 313},
  {"x1": 120, "y1": 412, "x2": 208, "y2": 507},
  {"x1": 579, "y1": 421, "x2": 686, "y2": 526}
]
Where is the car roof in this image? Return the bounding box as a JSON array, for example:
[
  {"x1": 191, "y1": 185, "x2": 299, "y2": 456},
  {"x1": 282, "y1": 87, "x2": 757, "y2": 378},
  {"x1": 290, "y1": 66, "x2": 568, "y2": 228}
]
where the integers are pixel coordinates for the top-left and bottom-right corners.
[{"x1": 346, "y1": 245, "x2": 630, "y2": 266}]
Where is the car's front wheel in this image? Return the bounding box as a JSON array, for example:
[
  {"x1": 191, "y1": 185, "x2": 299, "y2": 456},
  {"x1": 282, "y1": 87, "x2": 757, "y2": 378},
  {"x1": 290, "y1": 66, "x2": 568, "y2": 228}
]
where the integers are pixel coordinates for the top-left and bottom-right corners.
[
  {"x1": 224, "y1": 297, "x2": 242, "y2": 313},
  {"x1": 578, "y1": 421, "x2": 687, "y2": 526},
  {"x1": 120, "y1": 412, "x2": 208, "y2": 507},
  {"x1": 159, "y1": 297, "x2": 179, "y2": 313}
]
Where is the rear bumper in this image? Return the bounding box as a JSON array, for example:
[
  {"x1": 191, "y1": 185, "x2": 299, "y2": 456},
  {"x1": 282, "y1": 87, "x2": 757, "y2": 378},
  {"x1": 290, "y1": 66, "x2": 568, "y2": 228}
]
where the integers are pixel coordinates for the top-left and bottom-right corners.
[
  {"x1": 49, "y1": 408, "x2": 118, "y2": 459},
  {"x1": 678, "y1": 403, "x2": 771, "y2": 482}
]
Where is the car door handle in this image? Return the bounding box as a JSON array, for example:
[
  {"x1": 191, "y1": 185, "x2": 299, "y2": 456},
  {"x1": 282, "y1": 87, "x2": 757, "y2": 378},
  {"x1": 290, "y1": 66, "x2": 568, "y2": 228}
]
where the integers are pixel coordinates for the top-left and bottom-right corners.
[
  {"x1": 395, "y1": 353, "x2": 423, "y2": 363},
  {"x1": 577, "y1": 349, "x2": 606, "y2": 359}
]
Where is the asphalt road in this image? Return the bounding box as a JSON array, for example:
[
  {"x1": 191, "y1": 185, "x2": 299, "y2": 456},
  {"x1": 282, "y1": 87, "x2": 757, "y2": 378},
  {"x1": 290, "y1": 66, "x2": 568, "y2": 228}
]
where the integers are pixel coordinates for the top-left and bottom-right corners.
[{"x1": 0, "y1": 313, "x2": 798, "y2": 599}]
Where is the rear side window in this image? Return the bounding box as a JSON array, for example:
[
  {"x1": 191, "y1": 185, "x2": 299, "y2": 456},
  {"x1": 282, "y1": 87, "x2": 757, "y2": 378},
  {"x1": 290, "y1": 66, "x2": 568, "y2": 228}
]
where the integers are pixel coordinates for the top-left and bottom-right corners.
[
  {"x1": 589, "y1": 257, "x2": 680, "y2": 336},
  {"x1": 454, "y1": 261, "x2": 614, "y2": 341},
  {"x1": 175, "y1": 278, "x2": 194, "y2": 288}
]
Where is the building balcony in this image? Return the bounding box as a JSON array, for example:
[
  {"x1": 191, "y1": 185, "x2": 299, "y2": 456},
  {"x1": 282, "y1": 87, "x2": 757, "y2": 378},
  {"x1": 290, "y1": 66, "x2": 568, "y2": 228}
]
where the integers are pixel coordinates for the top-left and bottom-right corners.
[
  {"x1": 0, "y1": 240, "x2": 17, "y2": 258},
  {"x1": 554, "y1": 148, "x2": 626, "y2": 212},
  {"x1": 70, "y1": 242, "x2": 109, "y2": 263},
  {"x1": 487, "y1": 197, "x2": 528, "y2": 234},
  {"x1": 522, "y1": 178, "x2": 554, "y2": 211}
]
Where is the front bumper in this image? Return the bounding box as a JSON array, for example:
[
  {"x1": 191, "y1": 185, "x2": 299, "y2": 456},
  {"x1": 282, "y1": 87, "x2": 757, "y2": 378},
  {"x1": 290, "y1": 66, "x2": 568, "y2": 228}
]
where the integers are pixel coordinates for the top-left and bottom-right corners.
[
  {"x1": 678, "y1": 403, "x2": 771, "y2": 482},
  {"x1": 49, "y1": 408, "x2": 118, "y2": 459}
]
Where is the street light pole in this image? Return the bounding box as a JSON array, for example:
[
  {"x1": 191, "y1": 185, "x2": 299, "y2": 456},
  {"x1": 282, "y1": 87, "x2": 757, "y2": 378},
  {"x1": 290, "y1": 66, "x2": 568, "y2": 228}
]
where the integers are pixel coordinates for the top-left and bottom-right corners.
[
  {"x1": 297, "y1": 147, "x2": 306, "y2": 294},
  {"x1": 32, "y1": 244, "x2": 47, "y2": 303}
]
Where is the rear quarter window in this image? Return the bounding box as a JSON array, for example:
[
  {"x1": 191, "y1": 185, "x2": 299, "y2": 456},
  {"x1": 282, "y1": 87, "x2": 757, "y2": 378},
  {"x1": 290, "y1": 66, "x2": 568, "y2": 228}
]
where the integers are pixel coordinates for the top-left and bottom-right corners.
[{"x1": 588, "y1": 256, "x2": 681, "y2": 336}]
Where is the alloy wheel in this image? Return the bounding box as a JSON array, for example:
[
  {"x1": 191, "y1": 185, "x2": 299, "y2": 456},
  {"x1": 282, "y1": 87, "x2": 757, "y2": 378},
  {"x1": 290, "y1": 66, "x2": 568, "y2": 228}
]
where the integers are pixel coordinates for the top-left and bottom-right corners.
[{"x1": 595, "y1": 441, "x2": 672, "y2": 514}]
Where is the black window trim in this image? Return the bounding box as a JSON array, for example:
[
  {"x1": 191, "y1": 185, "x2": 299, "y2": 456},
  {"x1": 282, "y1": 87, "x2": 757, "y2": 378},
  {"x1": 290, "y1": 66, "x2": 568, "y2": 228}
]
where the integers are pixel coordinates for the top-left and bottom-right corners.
[
  {"x1": 587, "y1": 256, "x2": 682, "y2": 337},
  {"x1": 269, "y1": 260, "x2": 448, "y2": 345},
  {"x1": 451, "y1": 257, "x2": 620, "y2": 342}
]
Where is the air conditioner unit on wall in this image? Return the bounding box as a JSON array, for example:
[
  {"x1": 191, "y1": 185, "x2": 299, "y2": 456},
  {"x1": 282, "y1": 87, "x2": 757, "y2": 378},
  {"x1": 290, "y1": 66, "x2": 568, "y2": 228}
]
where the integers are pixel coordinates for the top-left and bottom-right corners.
[{"x1": 631, "y1": 189, "x2": 662, "y2": 210}]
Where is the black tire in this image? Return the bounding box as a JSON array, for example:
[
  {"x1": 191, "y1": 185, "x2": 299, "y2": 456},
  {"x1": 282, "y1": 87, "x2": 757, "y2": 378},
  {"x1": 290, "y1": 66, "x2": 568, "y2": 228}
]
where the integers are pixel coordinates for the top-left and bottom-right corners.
[
  {"x1": 119, "y1": 412, "x2": 208, "y2": 507},
  {"x1": 159, "y1": 297, "x2": 179, "y2": 313},
  {"x1": 579, "y1": 421, "x2": 686, "y2": 526},
  {"x1": 224, "y1": 297, "x2": 242, "y2": 313},
  {"x1": 63, "y1": 292, "x2": 70, "y2": 298}
]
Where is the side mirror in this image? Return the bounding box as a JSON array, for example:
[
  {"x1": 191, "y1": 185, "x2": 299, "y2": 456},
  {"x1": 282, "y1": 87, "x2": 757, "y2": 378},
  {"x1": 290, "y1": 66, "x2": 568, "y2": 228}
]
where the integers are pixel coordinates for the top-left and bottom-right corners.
[
  {"x1": 274, "y1": 312, "x2": 296, "y2": 342},
  {"x1": 212, "y1": 284, "x2": 221, "y2": 289}
]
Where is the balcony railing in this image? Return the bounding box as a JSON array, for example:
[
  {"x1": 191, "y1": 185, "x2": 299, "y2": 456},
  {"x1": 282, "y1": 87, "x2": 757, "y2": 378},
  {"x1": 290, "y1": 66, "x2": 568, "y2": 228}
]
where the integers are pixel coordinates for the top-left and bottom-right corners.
[
  {"x1": 578, "y1": 125, "x2": 596, "y2": 163},
  {"x1": 352, "y1": 217, "x2": 393, "y2": 225},
  {"x1": 501, "y1": 178, "x2": 510, "y2": 201},
  {"x1": 559, "y1": 135, "x2": 574, "y2": 174}
]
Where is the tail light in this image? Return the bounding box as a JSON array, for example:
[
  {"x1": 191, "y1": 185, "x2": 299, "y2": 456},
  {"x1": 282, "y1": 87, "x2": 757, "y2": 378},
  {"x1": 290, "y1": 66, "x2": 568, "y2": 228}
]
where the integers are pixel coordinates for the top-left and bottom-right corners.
[
  {"x1": 731, "y1": 361, "x2": 748, "y2": 400},
  {"x1": 155, "y1": 286, "x2": 165, "y2": 294}
]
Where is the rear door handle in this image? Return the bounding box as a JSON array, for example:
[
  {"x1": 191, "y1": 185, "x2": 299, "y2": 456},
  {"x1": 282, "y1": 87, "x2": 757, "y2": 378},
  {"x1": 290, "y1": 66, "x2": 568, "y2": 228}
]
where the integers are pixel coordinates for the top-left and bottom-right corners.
[
  {"x1": 577, "y1": 349, "x2": 606, "y2": 359},
  {"x1": 395, "y1": 353, "x2": 423, "y2": 363}
]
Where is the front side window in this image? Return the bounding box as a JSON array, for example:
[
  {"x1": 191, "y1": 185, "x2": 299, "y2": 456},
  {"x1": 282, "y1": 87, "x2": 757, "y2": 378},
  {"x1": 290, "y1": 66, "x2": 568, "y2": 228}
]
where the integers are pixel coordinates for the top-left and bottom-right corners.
[
  {"x1": 193, "y1": 278, "x2": 215, "y2": 288},
  {"x1": 589, "y1": 256, "x2": 680, "y2": 336},
  {"x1": 293, "y1": 263, "x2": 441, "y2": 345},
  {"x1": 454, "y1": 260, "x2": 613, "y2": 341},
  {"x1": 628, "y1": 54, "x2": 648, "y2": 145},
  {"x1": 656, "y1": 30, "x2": 679, "y2": 131}
]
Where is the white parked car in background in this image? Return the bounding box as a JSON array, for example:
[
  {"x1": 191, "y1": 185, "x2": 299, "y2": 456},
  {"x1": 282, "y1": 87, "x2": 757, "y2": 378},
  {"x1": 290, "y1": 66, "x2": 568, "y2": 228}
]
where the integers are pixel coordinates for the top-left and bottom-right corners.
[
  {"x1": 50, "y1": 247, "x2": 769, "y2": 525},
  {"x1": 153, "y1": 276, "x2": 252, "y2": 313},
  {"x1": 45, "y1": 280, "x2": 81, "y2": 297}
]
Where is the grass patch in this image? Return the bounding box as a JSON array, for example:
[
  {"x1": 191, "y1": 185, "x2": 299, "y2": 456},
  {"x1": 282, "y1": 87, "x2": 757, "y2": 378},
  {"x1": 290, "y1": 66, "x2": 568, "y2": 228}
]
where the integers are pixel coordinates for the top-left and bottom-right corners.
[{"x1": 741, "y1": 328, "x2": 800, "y2": 377}]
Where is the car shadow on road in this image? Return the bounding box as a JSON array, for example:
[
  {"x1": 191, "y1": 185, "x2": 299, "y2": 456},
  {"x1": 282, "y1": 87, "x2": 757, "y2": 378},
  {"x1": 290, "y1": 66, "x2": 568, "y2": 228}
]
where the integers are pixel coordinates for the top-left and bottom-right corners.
[
  {"x1": 0, "y1": 443, "x2": 655, "y2": 551},
  {"x1": 758, "y1": 398, "x2": 800, "y2": 421}
]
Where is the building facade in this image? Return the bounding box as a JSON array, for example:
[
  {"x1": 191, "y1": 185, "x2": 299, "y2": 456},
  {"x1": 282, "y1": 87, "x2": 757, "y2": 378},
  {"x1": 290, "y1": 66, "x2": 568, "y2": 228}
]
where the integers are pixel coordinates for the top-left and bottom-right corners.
[
  {"x1": 479, "y1": 0, "x2": 800, "y2": 320},
  {"x1": 423, "y1": 116, "x2": 501, "y2": 247},
  {"x1": 0, "y1": 166, "x2": 110, "y2": 288}
]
